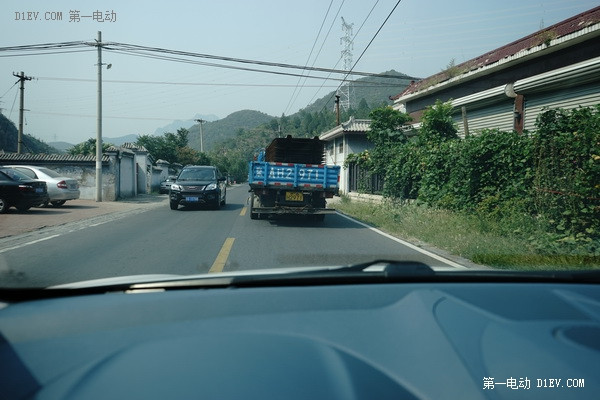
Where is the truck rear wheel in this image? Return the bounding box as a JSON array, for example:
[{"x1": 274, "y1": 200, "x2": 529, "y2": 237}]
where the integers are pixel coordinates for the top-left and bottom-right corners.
[{"x1": 249, "y1": 195, "x2": 259, "y2": 219}]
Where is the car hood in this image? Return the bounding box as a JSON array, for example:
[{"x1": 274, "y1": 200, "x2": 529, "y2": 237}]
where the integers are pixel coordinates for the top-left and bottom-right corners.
[
  {"x1": 49, "y1": 267, "x2": 341, "y2": 289},
  {"x1": 47, "y1": 264, "x2": 478, "y2": 290}
]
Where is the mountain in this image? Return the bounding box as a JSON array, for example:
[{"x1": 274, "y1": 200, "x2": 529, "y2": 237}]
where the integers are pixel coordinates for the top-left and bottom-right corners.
[
  {"x1": 102, "y1": 134, "x2": 140, "y2": 146},
  {"x1": 50, "y1": 135, "x2": 140, "y2": 151},
  {"x1": 2, "y1": 70, "x2": 413, "y2": 156},
  {"x1": 301, "y1": 70, "x2": 414, "y2": 114},
  {"x1": 187, "y1": 70, "x2": 413, "y2": 152},
  {"x1": 48, "y1": 141, "x2": 74, "y2": 153},
  {"x1": 153, "y1": 114, "x2": 219, "y2": 136},
  {"x1": 187, "y1": 110, "x2": 275, "y2": 152},
  {"x1": 0, "y1": 113, "x2": 61, "y2": 154}
]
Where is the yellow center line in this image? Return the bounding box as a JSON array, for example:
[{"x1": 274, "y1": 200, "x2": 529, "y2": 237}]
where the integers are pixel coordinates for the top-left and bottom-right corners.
[
  {"x1": 240, "y1": 207, "x2": 247, "y2": 216},
  {"x1": 209, "y1": 237, "x2": 235, "y2": 273}
]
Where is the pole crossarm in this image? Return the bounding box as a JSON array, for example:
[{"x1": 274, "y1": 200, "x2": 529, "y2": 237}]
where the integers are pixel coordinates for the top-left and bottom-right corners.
[{"x1": 12, "y1": 71, "x2": 33, "y2": 154}]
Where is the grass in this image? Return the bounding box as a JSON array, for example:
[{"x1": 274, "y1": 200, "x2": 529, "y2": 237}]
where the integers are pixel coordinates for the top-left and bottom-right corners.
[{"x1": 333, "y1": 196, "x2": 600, "y2": 271}]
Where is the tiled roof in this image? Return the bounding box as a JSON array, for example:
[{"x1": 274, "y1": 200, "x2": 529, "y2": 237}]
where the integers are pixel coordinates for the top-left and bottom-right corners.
[
  {"x1": 107, "y1": 143, "x2": 155, "y2": 163},
  {"x1": 342, "y1": 118, "x2": 371, "y2": 132},
  {"x1": 105, "y1": 145, "x2": 135, "y2": 155},
  {"x1": 392, "y1": 6, "x2": 600, "y2": 100},
  {"x1": 121, "y1": 142, "x2": 148, "y2": 152},
  {"x1": 319, "y1": 117, "x2": 371, "y2": 141},
  {"x1": 0, "y1": 152, "x2": 110, "y2": 163}
]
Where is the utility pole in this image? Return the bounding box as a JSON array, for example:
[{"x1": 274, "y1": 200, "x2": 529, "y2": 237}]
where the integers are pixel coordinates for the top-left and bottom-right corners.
[
  {"x1": 96, "y1": 31, "x2": 103, "y2": 202},
  {"x1": 335, "y1": 95, "x2": 341, "y2": 125},
  {"x1": 195, "y1": 119, "x2": 206, "y2": 152},
  {"x1": 12, "y1": 71, "x2": 33, "y2": 154}
]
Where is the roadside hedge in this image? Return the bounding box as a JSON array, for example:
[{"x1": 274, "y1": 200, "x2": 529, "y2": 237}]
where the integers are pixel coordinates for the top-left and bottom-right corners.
[{"x1": 369, "y1": 103, "x2": 600, "y2": 254}]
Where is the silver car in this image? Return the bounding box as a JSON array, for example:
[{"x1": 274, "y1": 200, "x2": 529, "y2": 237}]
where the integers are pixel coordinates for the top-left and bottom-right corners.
[{"x1": 4, "y1": 165, "x2": 80, "y2": 207}]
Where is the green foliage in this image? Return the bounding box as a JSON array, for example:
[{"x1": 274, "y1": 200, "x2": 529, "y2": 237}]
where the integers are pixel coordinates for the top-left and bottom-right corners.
[
  {"x1": 532, "y1": 105, "x2": 600, "y2": 238},
  {"x1": 176, "y1": 146, "x2": 210, "y2": 166},
  {"x1": 68, "y1": 138, "x2": 113, "y2": 156},
  {"x1": 418, "y1": 99, "x2": 459, "y2": 143},
  {"x1": 384, "y1": 141, "x2": 423, "y2": 199},
  {"x1": 344, "y1": 150, "x2": 376, "y2": 193},
  {"x1": 207, "y1": 126, "x2": 276, "y2": 183},
  {"x1": 372, "y1": 101, "x2": 600, "y2": 260},
  {"x1": 136, "y1": 128, "x2": 191, "y2": 164},
  {"x1": 366, "y1": 106, "x2": 412, "y2": 177}
]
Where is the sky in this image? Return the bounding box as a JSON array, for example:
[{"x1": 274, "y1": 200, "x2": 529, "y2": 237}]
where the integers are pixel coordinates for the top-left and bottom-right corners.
[{"x1": 0, "y1": 0, "x2": 597, "y2": 145}]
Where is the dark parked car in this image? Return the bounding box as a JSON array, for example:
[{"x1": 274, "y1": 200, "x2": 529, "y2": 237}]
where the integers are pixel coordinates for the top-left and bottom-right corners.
[
  {"x1": 0, "y1": 167, "x2": 49, "y2": 213},
  {"x1": 159, "y1": 176, "x2": 177, "y2": 194},
  {"x1": 169, "y1": 165, "x2": 226, "y2": 210}
]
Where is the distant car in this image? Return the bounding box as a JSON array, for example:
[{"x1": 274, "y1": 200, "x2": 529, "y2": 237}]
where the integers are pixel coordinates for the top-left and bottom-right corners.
[
  {"x1": 169, "y1": 165, "x2": 226, "y2": 210},
  {"x1": 159, "y1": 176, "x2": 177, "y2": 194},
  {"x1": 3, "y1": 165, "x2": 80, "y2": 207},
  {"x1": 0, "y1": 167, "x2": 48, "y2": 213}
]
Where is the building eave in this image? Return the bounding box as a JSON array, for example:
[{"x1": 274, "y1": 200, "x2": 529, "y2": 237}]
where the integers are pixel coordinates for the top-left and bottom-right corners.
[{"x1": 392, "y1": 9, "x2": 600, "y2": 106}]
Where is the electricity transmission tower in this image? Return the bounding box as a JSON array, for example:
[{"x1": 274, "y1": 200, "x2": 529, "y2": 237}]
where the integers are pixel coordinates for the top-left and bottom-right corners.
[{"x1": 336, "y1": 17, "x2": 354, "y2": 112}]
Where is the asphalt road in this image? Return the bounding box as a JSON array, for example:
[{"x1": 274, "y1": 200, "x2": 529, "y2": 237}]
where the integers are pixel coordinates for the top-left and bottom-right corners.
[{"x1": 0, "y1": 185, "x2": 467, "y2": 288}]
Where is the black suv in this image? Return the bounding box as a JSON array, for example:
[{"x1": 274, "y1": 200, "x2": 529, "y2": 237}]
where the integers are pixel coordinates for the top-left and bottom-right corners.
[{"x1": 169, "y1": 165, "x2": 226, "y2": 210}]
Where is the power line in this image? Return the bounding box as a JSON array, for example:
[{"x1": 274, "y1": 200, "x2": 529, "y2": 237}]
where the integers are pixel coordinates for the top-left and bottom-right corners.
[
  {"x1": 104, "y1": 48, "x2": 353, "y2": 82},
  {"x1": 283, "y1": 0, "x2": 343, "y2": 116},
  {"x1": 0, "y1": 39, "x2": 419, "y2": 82},
  {"x1": 97, "y1": 41, "x2": 411, "y2": 79},
  {"x1": 308, "y1": 0, "x2": 382, "y2": 113},
  {"x1": 36, "y1": 76, "x2": 343, "y2": 88},
  {"x1": 321, "y1": 0, "x2": 404, "y2": 113},
  {"x1": 36, "y1": 76, "x2": 402, "y2": 90},
  {"x1": 0, "y1": 49, "x2": 94, "y2": 58},
  {"x1": 0, "y1": 80, "x2": 19, "y2": 99}
]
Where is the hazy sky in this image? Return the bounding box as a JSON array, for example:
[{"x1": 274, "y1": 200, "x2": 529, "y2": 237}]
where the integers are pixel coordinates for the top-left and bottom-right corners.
[{"x1": 1, "y1": 0, "x2": 597, "y2": 144}]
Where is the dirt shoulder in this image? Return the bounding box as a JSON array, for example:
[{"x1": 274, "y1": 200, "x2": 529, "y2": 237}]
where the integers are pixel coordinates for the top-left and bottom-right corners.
[{"x1": 0, "y1": 195, "x2": 168, "y2": 239}]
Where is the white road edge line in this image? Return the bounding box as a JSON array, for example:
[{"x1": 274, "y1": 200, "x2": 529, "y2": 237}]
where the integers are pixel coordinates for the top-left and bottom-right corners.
[
  {"x1": 0, "y1": 234, "x2": 61, "y2": 254},
  {"x1": 336, "y1": 212, "x2": 468, "y2": 269}
]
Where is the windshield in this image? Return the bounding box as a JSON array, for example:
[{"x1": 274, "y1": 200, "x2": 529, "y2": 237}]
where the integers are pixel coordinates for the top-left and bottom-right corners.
[
  {"x1": 0, "y1": 167, "x2": 33, "y2": 181},
  {"x1": 178, "y1": 168, "x2": 216, "y2": 181},
  {"x1": 37, "y1": 167, "x2": 61, "y2": 178},
  {"x1": 0, "y1": 1, "x2": 598, "y2": 290}
]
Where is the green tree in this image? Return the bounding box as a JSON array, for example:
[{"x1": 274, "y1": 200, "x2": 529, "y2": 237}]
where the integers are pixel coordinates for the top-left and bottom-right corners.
[
  {"x1": 68, "y1": 138, "x2": 113, "y2": 156},
  {"x1": 136, "y1": 128, "x2": 193, "y2": 164},
  {"x1": 419, "y1": 99, "x2": 458, "y2": 143},
  {"x1": 355, "y1": 98, "x2": 371, "y2": 119},
  {"x1": 366, "y1": 106, "x2": 412, "y2": 176}
]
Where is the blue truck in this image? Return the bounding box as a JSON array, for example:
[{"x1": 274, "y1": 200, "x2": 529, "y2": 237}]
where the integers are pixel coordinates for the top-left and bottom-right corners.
[{"x1": 248, "y1": 136, "x2": 340, "y2": 221}]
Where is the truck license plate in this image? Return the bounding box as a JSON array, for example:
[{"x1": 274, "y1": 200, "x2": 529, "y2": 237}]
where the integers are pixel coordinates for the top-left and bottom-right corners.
[{"x1": 285, "y1": 191, "x2": 303, "y2": 201}]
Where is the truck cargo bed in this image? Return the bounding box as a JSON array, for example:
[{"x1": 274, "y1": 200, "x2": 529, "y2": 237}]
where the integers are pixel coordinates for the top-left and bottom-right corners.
[{"x1": 248, "y1": 161, "x2": 340, "y2": 190}]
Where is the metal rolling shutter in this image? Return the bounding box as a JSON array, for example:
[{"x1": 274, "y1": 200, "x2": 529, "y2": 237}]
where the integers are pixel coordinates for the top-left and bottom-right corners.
[
  {"x1": 453, "y1": 99, "x2": 514, "y2": 136},
  {"x1": 523, "y1": 82, "x2": 600, "y2": 131}
]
